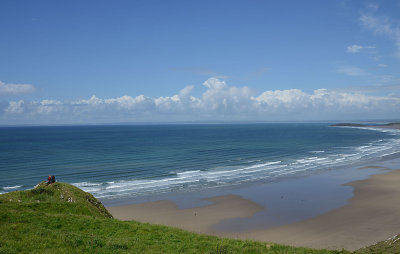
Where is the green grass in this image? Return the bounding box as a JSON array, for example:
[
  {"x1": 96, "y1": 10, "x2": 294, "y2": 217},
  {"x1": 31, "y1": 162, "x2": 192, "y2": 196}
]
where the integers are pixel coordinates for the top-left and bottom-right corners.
[
  {"x1": 0, "y1": 182, "x2": 392, "y2": 253},
  {"x1": 354, "y1": 235, "x2": 400, "y2": 254}
]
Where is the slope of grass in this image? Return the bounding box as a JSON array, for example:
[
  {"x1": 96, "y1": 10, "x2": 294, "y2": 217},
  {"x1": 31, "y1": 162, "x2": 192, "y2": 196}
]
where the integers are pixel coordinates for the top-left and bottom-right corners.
[
  {"x1": 354, "y1": 235, "x2": 400, "y2": 254},
  {"x1": 0, "y1": 182, "x2": 350, "y2": 253}
]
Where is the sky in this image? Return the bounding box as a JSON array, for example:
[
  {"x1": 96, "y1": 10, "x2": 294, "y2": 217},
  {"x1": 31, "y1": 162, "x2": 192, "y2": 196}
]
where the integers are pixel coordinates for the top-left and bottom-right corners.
[{"x1": 0, "y1": 0, "x2": 400, "y2": 125}]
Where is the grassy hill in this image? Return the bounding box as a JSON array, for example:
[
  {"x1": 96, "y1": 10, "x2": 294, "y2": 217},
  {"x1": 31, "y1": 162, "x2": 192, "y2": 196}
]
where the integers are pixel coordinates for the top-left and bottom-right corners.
[{"x1": 0, "y1": 182, "x2": 395, "y2": 253}]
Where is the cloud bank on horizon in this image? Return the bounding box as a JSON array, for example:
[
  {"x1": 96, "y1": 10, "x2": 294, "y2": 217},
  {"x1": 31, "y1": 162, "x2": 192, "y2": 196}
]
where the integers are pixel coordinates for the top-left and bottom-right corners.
[
  {"x1": 1, "y1": 1, "x2": 400, "y2": 125},
  {"x1": 2, "y1": 78, "x2": 399, "y2": 124}
]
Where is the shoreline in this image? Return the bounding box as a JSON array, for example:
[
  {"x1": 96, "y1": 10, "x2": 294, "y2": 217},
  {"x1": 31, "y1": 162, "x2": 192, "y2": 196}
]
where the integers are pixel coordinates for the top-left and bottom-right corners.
[
  {"x1": 108, "y1": 166, "x2": 400, "y2": 251},
  {"x1": 99, "y1": 124, "x2": 400, "y2": 208}
]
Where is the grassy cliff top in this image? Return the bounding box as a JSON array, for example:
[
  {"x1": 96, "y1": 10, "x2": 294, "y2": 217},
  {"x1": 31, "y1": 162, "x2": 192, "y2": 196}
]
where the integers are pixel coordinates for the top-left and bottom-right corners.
[
  {"x1": 0, "y1": 181, "x2": 112, "y2": 219},
  {"x1": 0, "y1": 182, "x2": 397, "y2": 253}
]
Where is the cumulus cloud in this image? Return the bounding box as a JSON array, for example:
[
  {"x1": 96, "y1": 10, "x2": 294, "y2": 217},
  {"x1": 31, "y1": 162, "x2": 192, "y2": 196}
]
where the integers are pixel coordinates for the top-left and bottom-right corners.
[
  {"x1": 0, "y1": 81, "x2": 35, "y2": 96},
  {"x1": 1, "y1": 78, "x2": 400, "y2": 124},
  {"x1": 347, "y1": 44, "x2": 376, "y2": 53},
  {"x1": 5, "y1": 100, "x2": 25, "y2": 114},
  {"x1": 198, "y1": 78, "x2": 255, "y2": 114}
]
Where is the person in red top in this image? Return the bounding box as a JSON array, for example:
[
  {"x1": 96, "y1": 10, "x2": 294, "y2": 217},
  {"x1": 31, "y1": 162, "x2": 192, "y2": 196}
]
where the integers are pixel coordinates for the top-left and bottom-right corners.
[{"x1": 47, "y1": 175, "x2": 52, "y2": 184}]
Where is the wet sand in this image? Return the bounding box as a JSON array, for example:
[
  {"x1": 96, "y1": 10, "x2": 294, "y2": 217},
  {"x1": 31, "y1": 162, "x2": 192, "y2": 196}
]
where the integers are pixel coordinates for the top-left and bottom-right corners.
[
  {"x1": 109, "y1": 169, "x2": 400, "y2": 251},
  {"x1": 239, "y1": 169, "x2": 400, "y2": 250},
  {"x1": 107, "y1": 194, "x2": 263, "y2": 234}
]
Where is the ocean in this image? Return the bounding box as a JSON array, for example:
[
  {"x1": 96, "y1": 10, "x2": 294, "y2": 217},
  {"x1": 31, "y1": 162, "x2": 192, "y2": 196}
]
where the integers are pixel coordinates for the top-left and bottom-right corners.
[{"x1": 1, "y1": 123, "x2": 400, "y2": 205}]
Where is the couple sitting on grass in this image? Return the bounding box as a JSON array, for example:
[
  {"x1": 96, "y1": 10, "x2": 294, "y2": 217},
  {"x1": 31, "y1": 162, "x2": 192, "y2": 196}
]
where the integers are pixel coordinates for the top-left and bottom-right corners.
[{"x1": 47, "y1": 175, "x2": 56, "y2": 185}]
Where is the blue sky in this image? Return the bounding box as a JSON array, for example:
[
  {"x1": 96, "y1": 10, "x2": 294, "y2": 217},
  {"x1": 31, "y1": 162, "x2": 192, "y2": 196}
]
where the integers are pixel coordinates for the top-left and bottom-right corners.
[{"x1": 0, "y1": 0, "x2": 399, "y2": 124}]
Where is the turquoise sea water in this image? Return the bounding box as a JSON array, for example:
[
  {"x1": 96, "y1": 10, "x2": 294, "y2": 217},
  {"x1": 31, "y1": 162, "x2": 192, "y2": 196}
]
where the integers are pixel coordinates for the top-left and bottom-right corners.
[{"x1": 1, "y1": 123, "x2": 399, "y2": 203}]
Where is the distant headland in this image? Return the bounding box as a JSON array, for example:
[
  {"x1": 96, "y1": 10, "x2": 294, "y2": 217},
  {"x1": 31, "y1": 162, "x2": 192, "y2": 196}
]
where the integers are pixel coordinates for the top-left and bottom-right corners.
[{"x1": 331, "y1": 122, "x2": 400, "y2": 129}]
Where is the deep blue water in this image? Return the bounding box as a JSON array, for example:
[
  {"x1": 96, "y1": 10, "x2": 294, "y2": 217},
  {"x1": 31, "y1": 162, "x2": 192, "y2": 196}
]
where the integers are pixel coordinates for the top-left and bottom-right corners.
[{"x1": 1, "y1": 123, "x2": 399, "y2": 201}]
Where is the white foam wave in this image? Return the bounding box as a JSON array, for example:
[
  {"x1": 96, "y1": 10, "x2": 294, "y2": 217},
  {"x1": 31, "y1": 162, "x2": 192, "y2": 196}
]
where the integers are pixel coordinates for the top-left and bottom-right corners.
[
  {"x1": 311, "y1": 150, "x2": 325, "y2": 154},
  {"x1": 3, "y1": 185, "x2": 22, "y2": 190},
  {"x1": 344, "y1": 126, "x2": 400, "y2": 135},
  {"x1": 176, "y1": 170, "x2": 202, "y2": 177},
  {"x1": 73, "y1": 182, "x2": 102, "y2": 187}
]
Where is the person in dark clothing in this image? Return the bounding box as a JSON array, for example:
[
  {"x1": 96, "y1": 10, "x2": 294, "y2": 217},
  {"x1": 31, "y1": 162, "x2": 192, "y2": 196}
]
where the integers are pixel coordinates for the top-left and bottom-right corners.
[{"x1": 51, "y1": 175, "x2": 56, "y2": 183}]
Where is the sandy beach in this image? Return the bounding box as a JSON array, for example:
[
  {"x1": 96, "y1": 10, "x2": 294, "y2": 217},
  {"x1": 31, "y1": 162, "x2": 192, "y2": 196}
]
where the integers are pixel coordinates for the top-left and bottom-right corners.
[
  {"x1": 241, "y1": 169, "x2": 400, "y2": 250},
  {"x1": 108, "y1": 195, "x2": 263, "y2": 234},
  {"x1": 109, "y1": 167, "x2": 400, "y2": 251}
]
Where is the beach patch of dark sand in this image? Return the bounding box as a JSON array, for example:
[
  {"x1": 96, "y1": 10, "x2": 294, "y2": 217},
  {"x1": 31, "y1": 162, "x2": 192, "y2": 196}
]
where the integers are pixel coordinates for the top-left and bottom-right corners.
[{"x1": 108, "y1": 194, "x2": 263, "y2": 234}]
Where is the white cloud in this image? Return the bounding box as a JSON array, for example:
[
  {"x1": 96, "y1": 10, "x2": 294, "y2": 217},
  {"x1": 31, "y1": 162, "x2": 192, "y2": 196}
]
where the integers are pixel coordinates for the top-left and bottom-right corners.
[
  {"x1": 347, "y1": 44, "x2": 363, "y2": 53},
  {"x1": 5, "y1": 100, "x2": 24, "y2": 114},
  {"x1": 2, "y1": 78, "x2": 400, "y2": 124},
  {"x1": 255, "y1": 89, "x2": 309, "y2": 112},
  {"x1": 36, "y1": 100, "x2": 63, "y2": 114},
  {"x1": 359, "y1": 11, "x2": 400, "y2": 56},
  {"x1": 0, "y1": 81, "x2": 35, "y2": 96},
  {"x1": 346, "y1": 44, "x2": 376, "y2": 53},
  {"x1": 337, "y1": 66, "x2": 369, "y2": 76}
]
